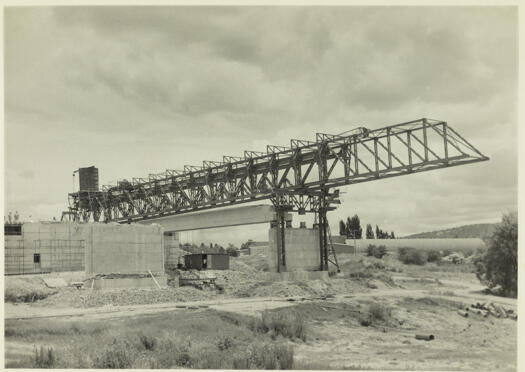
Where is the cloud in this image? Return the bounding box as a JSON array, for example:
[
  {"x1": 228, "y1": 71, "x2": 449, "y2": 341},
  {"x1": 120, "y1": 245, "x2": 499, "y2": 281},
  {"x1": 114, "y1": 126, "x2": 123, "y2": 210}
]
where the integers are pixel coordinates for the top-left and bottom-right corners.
[{"x1": 3, "y1": 6, "x2": 518, "y2": 238}]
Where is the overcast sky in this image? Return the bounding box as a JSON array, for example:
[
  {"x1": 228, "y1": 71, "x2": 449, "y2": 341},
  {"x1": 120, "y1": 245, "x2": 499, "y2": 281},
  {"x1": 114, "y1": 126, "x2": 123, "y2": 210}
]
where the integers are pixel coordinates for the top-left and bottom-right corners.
[{"x1": 4, "y1": 6, "x2": 518, "y2": 245}]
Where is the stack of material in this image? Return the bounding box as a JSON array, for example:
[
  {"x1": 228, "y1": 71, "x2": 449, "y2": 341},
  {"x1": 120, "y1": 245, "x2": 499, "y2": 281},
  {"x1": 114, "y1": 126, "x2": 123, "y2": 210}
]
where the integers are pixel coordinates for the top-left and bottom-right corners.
[
  {"x1": 463, "y1": 301, "x2": 517, "y2": 320},
  {"x1": 178, "y1": 269, "x2": 217, "y2": 289}
]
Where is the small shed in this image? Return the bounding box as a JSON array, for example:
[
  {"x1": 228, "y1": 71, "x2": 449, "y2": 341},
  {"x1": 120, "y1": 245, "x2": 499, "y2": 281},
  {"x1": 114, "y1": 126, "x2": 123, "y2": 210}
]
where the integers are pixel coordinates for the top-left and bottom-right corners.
[{"x1": 184, "y1": 253, "x2": 230, "y2": 270}]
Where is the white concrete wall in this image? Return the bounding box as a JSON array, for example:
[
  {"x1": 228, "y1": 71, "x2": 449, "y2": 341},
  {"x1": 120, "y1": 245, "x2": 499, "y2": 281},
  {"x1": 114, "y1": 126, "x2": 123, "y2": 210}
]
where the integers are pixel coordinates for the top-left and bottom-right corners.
[
  {"x1": 164, "y1": 232, "x2": 183, "y2": 268},
  {"x1": 5, "y1": 222, "x2": 165, "y2": 276},
  {"x1": 86, "y1": 223, "x2": 164, "y2": 275},
  {"x1": 342, "y1": 238, "x2": 485, "y2": 252},
  {"x1": 268, "y1": 227, "x2": 320, "y2": 272}
]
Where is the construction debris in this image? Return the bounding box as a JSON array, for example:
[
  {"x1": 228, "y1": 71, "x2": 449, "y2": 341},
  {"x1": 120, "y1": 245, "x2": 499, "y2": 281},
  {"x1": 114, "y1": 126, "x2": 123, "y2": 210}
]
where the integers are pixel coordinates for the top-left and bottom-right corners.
[
  {"x1": 460, "y1": 301, "x2": 516, "y2": 320},
  {"x1": 415, "y1": 334, "x2": 435, "y2": 341}
]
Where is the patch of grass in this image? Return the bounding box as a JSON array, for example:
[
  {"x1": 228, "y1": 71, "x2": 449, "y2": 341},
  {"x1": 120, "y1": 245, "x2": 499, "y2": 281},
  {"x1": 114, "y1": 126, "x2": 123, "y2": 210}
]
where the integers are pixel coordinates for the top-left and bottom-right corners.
[
  {"x1": 404, "y1": 296, "x2": 465, "y2": 310},
  {"x1": 5, "y1": 320, "x2": 105, "y2": 340},
  {"x1": 295, "y1": 360, "x2": 374, "y2": 370},
  {"x1": 92, "y1": 338, "x2": 135, "y2": 369},
  {"x1": 5, "y1": 309, "x2": 297, "y2": 369},
  {"x1": 258, "y1": 309, "x2": 307, "y2": 341},
  {"x1": 138, "y1": 333, "x2": 157, "y2": 351},
  {"x1": 33, "y1": 346, "x2": 57, "y2": 368},
  {"x1": 4, "y1": 277, "x2": 57, "y2": 303}
]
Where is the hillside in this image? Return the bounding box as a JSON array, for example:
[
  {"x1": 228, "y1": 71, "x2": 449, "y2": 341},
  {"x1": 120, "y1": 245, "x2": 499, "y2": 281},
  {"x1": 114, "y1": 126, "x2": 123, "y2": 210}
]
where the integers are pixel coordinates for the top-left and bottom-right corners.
[{"x1": 403, "y1": 223, "x2": 498, "y2": 240}]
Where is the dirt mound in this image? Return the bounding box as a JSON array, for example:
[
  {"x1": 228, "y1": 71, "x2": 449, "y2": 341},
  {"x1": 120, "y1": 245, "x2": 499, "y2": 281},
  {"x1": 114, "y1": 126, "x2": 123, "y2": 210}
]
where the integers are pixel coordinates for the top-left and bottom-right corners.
[
  {"x1": 232, "y1": 254, "x2": 269, "y2": 272},
  {"x1": 35, "y1": 286, "x2": 219, "y2": 308},
  {"x1": 4, "y1": 276, "x2": 58, "y2": 303}
]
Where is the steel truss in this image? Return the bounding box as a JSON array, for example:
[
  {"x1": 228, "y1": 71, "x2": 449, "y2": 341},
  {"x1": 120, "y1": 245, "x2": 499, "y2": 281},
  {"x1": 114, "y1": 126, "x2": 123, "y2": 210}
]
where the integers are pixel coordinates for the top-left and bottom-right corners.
[{"x1": 67, "y1": 118, "x2": 488, "y2": 271}]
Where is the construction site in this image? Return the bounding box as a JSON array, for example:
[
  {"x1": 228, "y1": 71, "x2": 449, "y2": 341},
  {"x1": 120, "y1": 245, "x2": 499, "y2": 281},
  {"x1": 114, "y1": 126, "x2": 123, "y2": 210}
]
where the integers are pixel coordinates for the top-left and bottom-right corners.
[{"x1": 3, "y1": 118, "x2": 517, "y2": 370}]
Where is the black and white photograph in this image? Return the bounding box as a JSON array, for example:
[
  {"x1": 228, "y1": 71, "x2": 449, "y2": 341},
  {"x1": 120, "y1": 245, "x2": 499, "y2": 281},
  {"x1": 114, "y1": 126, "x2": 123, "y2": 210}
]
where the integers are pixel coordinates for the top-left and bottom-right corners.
[{"x1": 2, "y1": 3, "x2": 521, "y2": 370}]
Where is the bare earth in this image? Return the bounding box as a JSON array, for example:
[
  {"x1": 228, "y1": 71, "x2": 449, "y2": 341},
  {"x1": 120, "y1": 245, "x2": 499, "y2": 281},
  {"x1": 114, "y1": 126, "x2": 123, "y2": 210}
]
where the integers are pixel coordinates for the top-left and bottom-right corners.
[{"x1": 3, "y1": 254, "x2": 517, "y2": 370}]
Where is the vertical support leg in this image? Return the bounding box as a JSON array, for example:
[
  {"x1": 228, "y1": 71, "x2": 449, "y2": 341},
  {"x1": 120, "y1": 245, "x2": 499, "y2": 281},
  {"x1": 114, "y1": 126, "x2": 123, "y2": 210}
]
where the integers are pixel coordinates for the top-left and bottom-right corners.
[
  {"x1": 318, "y1": 207, "x2": 329, "y2": 271},
  {"x1": 279, "y1": 210, "x2": 286, "y2": 269},
  {"x1": 318, "y1": 211, "x2": 324, "y2": 271},
  {"x1": 275, "y1": 209, "x2": 286, "y2": 273},
  {"x1": 275, "y1": 220, "x2": 282, "y2": 273}
]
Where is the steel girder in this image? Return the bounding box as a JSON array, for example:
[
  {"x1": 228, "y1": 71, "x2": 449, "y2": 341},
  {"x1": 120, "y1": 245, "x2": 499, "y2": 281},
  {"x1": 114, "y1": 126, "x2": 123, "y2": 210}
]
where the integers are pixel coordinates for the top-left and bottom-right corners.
[{"x1": 67, "y1": 118, "x2": 488, "y2": 222}]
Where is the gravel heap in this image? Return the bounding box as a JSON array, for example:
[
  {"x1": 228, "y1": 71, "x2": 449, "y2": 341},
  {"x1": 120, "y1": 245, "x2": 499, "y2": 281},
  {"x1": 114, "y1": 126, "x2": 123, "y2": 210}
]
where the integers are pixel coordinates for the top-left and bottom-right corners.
[{"x1": 35, "y1": 286, "x2": 219, "y2": 308}]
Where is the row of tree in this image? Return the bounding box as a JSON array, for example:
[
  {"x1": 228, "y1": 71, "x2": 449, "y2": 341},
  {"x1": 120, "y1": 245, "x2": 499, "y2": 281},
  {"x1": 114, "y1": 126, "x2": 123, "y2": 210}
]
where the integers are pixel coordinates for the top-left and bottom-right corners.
[
  {"x1": 339, "y1": 215, "x2": 395, "y2": 239},
  {"x1": 180, "y1": 242, "x2": 240, "y2": 256}
]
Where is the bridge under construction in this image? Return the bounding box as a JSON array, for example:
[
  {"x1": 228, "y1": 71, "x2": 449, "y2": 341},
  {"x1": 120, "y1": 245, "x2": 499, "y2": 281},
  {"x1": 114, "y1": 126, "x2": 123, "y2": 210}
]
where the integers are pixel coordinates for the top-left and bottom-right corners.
[{"x1": 65, "y1": 118, "x2": 489, "y2": 272}]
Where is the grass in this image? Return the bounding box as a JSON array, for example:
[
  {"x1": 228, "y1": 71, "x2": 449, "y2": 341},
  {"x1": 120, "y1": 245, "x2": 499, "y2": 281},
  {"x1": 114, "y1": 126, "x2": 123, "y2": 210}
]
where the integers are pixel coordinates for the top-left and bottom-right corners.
[
  {"x1": 403, "y1": 296, "x2": 465, "y2": 310},
  {"x1": 5, "y1": 308, "x2": 299, "y2": 369},
  {"x1": 257, "y1": 309, "x2": 307, "y2": 341}
]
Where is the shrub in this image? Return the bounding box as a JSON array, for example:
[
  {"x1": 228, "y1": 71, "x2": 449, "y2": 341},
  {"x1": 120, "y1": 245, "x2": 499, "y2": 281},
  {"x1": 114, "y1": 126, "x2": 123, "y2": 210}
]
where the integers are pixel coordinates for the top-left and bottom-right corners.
[
  {"x1": 359, "y1": 303, "x2": 392, "y2": 326},
  {"x1": 34, "y1": 346, "x2": 57, "y2": 368},
  {"x1": 260, "y1": 309, "x2": 306, "y2": 341},
  {"x1": 475, "y1": 212, "x2": 517, "y2": 297},
  {"x1": 139, "y1": 334, "x2": 157, "y2": 351},
  {"x1": 216, "y1": 335, "x2": 234, "y2": 351},
  {"x1": 368, "y1": 303, "x2": 392, "y2": 322},
  {"x1": 398, "y1": 247, "x2": 426, "y2": 265},
  {"x1": 366, "y1": 244, "x2": 387, "y2": 259},
  {"x1": 426, "y1": 249, "x2": 441, "y2": 263}
]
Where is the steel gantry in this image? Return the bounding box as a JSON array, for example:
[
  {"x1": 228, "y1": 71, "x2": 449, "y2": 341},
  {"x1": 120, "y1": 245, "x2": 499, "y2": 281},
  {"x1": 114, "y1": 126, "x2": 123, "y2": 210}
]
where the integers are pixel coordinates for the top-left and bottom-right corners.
[{"x1": 66, "y1": 118, "x2": 488, "y2": 271}]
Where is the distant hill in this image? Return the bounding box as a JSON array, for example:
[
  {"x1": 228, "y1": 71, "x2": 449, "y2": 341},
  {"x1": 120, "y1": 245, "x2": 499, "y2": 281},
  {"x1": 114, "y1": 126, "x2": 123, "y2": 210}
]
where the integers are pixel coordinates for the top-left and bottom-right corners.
[{"x1": 403, "y1": 223, "x2": 498, "y2": 240}]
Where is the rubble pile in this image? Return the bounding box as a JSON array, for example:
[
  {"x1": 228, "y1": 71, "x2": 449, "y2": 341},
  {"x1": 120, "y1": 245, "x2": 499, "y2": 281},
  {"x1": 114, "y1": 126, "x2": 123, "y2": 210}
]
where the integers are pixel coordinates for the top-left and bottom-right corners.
[
  {"x1": 35, "y1": 286, "x2": 218, "y2": 308},
  {"x1": 458, "y1": 301, "x2": 517, "y2": 320}
]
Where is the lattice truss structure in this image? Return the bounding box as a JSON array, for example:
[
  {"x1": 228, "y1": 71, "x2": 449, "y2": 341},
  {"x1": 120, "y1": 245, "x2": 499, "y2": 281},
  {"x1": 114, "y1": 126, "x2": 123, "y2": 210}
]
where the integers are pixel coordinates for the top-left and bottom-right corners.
[{"x1": 68, "y1": 118, "x2": 488, "y2": 224}]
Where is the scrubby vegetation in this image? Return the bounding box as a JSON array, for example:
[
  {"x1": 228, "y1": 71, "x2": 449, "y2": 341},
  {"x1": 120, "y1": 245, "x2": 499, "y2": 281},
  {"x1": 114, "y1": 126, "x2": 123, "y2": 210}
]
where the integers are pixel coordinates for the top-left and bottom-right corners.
[
  {"x1": 398, "y1": 247, "x2": 427, "y2": 265},
  {"x1": 426, "y1": 249, "x2": 441, "y2": 263},
  {"x1": 366, "y1": 244, "x2": 387, "y2": 259},
  {"x1": 4, "y1": 277, "x2": 57, "y2": 303},
  {"x1": 5, "y1": 308, "x2": 299, "y2": 369},
  {"x1": 475, "y1": 212, "x2": 518, "y2": 297},
  {"x1": 359, "y1": 302, "x2": 393, "y2": 326},
  {"x1": 258, "y1": 309, "x2": 306, "y2": 341}
]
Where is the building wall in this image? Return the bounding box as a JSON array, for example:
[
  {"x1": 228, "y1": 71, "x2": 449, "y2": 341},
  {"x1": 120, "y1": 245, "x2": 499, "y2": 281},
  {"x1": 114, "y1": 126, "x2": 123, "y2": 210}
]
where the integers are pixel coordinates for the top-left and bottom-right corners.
[
  {"x1": 85, "y1": 223, "x2": 164, "y2": 275},
  {"x1": 268, "y1": 227, "x2": 320, "y2": 272},
  {"x1": 5, "y1": 222, "x2": 87, "y2": 275},
  {"x1": 5, "y1": 222, "x2": 164, "y2": 276},
  {"x1": 164, "y1": 232, "x2": 183, "y2": 269},
  {"x1": 209, "y1": 254, "x2": 230, "y2": 270}
]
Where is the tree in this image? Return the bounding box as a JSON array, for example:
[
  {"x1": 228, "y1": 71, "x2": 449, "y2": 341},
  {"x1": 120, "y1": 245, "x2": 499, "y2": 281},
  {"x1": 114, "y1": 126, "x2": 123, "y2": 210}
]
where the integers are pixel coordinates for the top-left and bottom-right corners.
[
  {"x1": 390, "y1": 231, "x2": 395, "y2": 239},
  {"x1": 226, "y1": 243, "x2": 239, "y2": 257},
  {"x1": 345, "y1": 217, "x2": 352, "y2": 238},
  {"x1": 375, "y1": 225, "x2": 382, "y2": 239},
  {"x1": 366, "y1": 224, "x2": 375, "y2": 239},
  {"x1": 352, "y1": 215, "x2": 363, "y2": 239},
  {"x1": 339, "y1": 220, "x2": 346, "y2": 236},
  {"x1": 475, "y1": 212, "x2": 517, "y2": 297}
]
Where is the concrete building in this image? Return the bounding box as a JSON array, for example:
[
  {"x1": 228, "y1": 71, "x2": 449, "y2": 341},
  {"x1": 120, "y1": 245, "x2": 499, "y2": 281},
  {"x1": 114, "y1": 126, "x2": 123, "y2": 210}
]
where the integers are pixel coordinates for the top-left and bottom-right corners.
[{"x1": 4, "y1": 221, "x2": 164, "y2": 277}]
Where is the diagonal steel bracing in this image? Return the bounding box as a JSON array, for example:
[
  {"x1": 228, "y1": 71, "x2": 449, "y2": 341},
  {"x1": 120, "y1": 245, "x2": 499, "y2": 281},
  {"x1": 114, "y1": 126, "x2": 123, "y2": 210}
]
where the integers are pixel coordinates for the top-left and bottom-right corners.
[{"x1": 67, "y1": 118, "x2": 488, "y2": 224}]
